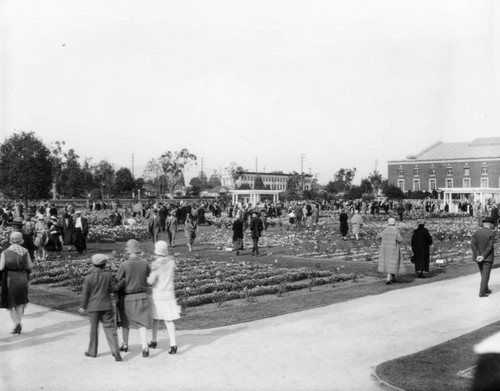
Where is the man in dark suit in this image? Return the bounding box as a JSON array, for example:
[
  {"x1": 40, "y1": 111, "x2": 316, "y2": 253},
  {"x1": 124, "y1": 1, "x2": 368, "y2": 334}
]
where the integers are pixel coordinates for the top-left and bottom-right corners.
[
  {"x1": 249, "y1": 211, "x2": 263, "y2": 256},
  {"x1": 471, "y1": 217, "x2": 497, "y2": 297},
  {"x1": 148, "y1": 209, "x2": 161, "y2": 243}
]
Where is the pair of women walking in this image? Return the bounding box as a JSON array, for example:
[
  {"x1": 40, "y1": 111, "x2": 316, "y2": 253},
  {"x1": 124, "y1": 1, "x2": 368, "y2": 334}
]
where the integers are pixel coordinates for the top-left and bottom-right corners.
[
  {"x1": 115, "y1": 239, "x2": 180, "y2": 358},
  {"x1": 377, "y1": 218, "x2": 432, "y2": 284}
]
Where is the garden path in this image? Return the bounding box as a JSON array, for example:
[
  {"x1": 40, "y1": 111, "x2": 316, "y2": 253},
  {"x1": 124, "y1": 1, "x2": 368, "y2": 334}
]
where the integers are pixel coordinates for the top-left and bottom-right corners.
[{"x1": 1, "y1": 269, "x2": 499, "y2": 391}]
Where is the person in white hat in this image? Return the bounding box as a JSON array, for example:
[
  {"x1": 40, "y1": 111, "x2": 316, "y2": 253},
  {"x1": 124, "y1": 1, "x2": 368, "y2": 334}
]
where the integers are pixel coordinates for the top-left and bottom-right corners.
[
  {"x1": 0, "y1": 232, "x2": 33, "y2": 334},
  {"x1": 147, "y1": 240, "x2": 180, "y2": 354},
  {"x1": 377, "y1": 217, "x2": 403, "y2": 284},
  {"x1": 79, "y1": 254, "x2": 122, "y2": 361}
]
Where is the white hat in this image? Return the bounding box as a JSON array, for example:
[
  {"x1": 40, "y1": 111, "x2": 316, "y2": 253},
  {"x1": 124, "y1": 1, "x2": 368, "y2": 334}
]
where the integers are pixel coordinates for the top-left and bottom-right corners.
[
  {"x1": 91, "y1": 254, "x2": 109, "y2": 266},
  {"x1": 154, "y1": 240, "x2": 169, "y2": 256}
]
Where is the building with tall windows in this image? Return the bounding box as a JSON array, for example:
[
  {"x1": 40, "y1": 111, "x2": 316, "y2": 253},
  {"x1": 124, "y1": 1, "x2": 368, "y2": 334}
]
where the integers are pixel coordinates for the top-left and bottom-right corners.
[
  {"x1": 221, "y1": 171, "x2": 313, "y2": 191},
  {"x1": 387, "y1": 137, "x2": 500, "y2": 204}
]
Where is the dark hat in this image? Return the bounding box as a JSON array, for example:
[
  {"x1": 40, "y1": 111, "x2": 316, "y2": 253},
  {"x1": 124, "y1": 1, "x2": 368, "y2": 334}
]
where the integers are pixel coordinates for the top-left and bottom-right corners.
[{"x1": 483, "y1": 217, "x2": 496, "y2": 224}]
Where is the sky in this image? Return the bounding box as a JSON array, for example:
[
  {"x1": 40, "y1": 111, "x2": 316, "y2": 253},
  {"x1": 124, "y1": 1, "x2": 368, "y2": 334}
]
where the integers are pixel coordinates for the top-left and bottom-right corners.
[{"x1": 1, "y1": 0, "x2": 499, "y2": 186}]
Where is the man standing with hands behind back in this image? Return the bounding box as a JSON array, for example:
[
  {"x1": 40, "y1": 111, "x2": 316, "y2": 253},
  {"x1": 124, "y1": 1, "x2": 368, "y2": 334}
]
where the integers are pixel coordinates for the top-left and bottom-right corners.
[{"x1": 471, "y1": 217, "x2": 497, "y2": 297}]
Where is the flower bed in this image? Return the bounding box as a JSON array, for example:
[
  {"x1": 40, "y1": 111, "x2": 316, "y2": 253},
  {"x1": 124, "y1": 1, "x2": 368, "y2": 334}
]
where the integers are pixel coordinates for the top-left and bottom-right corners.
[
  {"x1": 30, "y1": 255, "x2": 358, "y2": 307},
  {"x1": 87, "y1": 225, "x2": 150, "y2": 243}
]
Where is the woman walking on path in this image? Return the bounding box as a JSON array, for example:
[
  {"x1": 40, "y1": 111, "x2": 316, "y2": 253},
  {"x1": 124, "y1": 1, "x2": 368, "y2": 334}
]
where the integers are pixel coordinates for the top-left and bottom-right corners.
[
  {"x1": 184, "y1": 213, "x2": 197, "y2": 252},
  {"x1": 411, "y1": 220, "x2": 433, "y2": 278},
  {"x1": 0, "y1": 232, "x2": 33, "y2": 334},
  {"x1": 147, "y1": 241, "x2": 180, "y2": 354},
  {"x1": 339, "y1": 209, "x2": 349, "y2": 240},
  {"x1": 377, "y1": 218, "x2": 403, "y2": 284},
  {"x1": 350, "y1": 210, "x2": 363, "y2": 241},
  {"x1": 115, "y1": 239, "x2": 152, "y2": 357}
]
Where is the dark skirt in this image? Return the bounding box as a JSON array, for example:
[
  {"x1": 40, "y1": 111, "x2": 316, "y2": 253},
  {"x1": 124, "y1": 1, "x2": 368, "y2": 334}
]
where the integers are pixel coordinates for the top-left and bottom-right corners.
[
  {"x1": 119, "y1": 293, "x2": 152, "y2": 329},
  {"x1": 74, "y1": 229, "x2": 87, "y2": 253},
  {"x1": 0, "y1": 270, "x2": 29, "y2": 308}
]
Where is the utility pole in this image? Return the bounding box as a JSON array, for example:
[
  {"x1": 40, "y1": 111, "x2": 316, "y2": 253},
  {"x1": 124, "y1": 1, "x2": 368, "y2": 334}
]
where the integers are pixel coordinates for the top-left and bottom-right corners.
[
  {"x1": 375, "y1": 159, "x2": 379, "y2": 173},
  {"x1": 255, "y1": 157, "x2": 258, "y2": 172},
  {"x1": 300, "y1": 154, "x2": 306, "y2": 190},
  {"x1": 200, "y1": 157, "x2": 204, "y2": 179},
  {"x1": 131, "y1": 153, "x2": 135, "y2": 178}
]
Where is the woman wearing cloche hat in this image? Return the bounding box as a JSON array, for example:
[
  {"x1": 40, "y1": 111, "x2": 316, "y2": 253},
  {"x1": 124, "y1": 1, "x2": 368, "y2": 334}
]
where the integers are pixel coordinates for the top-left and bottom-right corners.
[
  {"x1": 377, "y1": 218, "x2": 403, "y2": 284},
  {"x1": 115, "y1": 240, "x2": 152, "y2": 357},
  {"x1": 147, "y1": 240, "x2": 180, "y2": 354},
  {"x1": 0, "y1": 232, "x2": 33, "y2": 334}
]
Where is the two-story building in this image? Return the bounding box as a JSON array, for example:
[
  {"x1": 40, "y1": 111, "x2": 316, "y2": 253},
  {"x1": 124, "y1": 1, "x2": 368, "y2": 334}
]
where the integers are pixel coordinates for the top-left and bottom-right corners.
[
  {"x1": 221, "y1": 171, "x2": 313, "y2": 191},
  {"x1": 387, "y1": 137, "x2": 500, "y2": 204}
]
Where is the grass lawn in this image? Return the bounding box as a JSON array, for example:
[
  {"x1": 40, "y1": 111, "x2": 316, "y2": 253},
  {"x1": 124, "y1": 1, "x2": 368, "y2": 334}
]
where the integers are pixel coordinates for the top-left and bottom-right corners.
[{"x1": 375, "y1": 321, "x2": 500, "y2": 391}]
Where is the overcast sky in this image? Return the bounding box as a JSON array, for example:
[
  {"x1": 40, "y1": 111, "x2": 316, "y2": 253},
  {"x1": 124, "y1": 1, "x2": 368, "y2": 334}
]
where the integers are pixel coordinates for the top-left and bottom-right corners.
[{"x1": 1, "y1": 0, "x2": 499, "y2": 185}]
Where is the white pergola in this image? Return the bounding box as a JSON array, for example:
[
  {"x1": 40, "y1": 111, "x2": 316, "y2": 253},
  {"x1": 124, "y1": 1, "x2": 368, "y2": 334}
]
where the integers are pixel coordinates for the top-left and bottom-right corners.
[
  {"x1": 440, "y1": 187, "x2": 500, "y2": 205},
  {"x1": 229, "y1": 189, "x2": 281, "y2": 205}
]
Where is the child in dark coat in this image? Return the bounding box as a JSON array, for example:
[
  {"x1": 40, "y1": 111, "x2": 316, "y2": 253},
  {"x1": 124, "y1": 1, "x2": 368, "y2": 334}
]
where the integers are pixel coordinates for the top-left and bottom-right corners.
[{"x1": 79, "y1": 254, "x2": 122, "y2": 361}]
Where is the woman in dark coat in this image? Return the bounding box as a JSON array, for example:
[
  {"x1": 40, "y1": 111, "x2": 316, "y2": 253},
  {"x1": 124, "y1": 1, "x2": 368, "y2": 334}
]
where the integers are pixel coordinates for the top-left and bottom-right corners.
[
  {"x1": 411, "y1": 220, "x2": 433, "y2": 278},
  {"x1": 115, "y1": 239, "x2": 152, "y2": 357},
  {"x1": 339, "y1": 209, "x2": 349, "y2": 240},
  {"x1": 0, "y1": 232, "x2": 33, "y2": 334}
]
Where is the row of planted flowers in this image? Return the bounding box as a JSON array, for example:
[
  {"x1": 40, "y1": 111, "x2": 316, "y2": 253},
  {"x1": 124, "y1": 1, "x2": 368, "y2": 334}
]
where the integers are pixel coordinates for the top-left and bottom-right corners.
[
  {"x1": 198, "y1": 216, "x2": 493, "y2": 263},
  {"x1": 29, "y1": 255, "x2": 358, "y2": 307}
]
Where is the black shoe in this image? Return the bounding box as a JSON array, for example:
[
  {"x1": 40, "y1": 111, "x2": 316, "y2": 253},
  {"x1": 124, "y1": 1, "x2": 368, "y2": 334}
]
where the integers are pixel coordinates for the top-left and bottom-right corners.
[
  {"x1": 168, "y1": 345, "x2": 177, "y2": 355},
  {"x1": 119, "y1": 344, "x2": 129, "y2": 352},
  {"x1": 148, "y1": 341, "x2": 157, "y2": 349},
  {"x1": 385, "y1": 280, "x2": 392, "y2": 285},
  {"x1": 142, "y1": 348, "x2": 150, "y2": 357},
  {"x1": 12, "y1": 324, "x2": 21, "y2": 335},
  {"x1": 85, "y1": 352, "x2": 96, "y2": 358},
  {"x1": 479, "y1": 294, "x2": 489, "y2": 297},
  {"x1": 486, "y1": 289, "x2": 492, "y2": 294},
  {"x1": 418, "y1": 273, "x2": 425, "y2": 278},
  {"x1": 113, "y1": 353, "x2": 122, "y2": 362}
]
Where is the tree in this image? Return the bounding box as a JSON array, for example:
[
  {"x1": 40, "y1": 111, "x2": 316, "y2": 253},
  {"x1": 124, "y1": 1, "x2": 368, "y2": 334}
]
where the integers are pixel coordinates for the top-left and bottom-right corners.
[
  {"x1": 347, "y1": 185, "x2": 363, "y2": 200},
  {"x1": 93, "y1": 160, "x2": 115, "y2": 199},
  {"x1": 254, "y1": 175, "x2": 266, "y2": 190},
  {"x1": 207, "y1": 171, "x2": 221, "y2": 188},
  {"x1": 383, "y1": 184, "x2": 405, "y2": 200},
  {"x1": 82, "y1": 157, "x2": 97, "y2": 194},
  {"x1": 189, "y1": 177, "x2": 203, "y2": 196},
  {"x1": 360, "y1": 178, "x2": 373, "y2": 194},
  {"x1": 143, "y1": 158, "x2": 164, "y2": 196},
  {"x1": 0, "y1": 131, "x2": 53, "y2": 202},
  {"x1": 225, "y1": 162, "x2": 245, "y2": 189},
  {"x1": 114, "y1": 167, "x2": 135, "y2": 196},
  {"x1": 49, "y1": 140, "x2": 69, "y2": 199},
  {"x1": 158, "y1": 149, "x2": 197, "y2": 198},
  {"x1": 325, "y1": 180, "x2": 344, "y2": 194},
  {"x1": 59, "y1": 149, "x2": 85, "y2": 198},
  {"x1": 286, "y1": 171, "x2": 301, "y2": 192},
  {"x1": 333, "y1": 168, "x2": 357, "y2": 191},
  {"x1": 368, "y1": 170, "x2": 383, "y2": 194}
]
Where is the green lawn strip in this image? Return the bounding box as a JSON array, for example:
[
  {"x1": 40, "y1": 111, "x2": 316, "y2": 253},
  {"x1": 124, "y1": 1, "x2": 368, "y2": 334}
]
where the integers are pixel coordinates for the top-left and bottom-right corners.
[{"x1": 375, "y1": 321, "x2": 500, "y2": 391}]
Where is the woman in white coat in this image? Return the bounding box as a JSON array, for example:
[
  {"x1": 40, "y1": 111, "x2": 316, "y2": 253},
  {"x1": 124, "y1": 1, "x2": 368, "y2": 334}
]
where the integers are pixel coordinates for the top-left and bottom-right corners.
[{"x1": 147, "y1": 240, "x2": 180, "y2": 354}]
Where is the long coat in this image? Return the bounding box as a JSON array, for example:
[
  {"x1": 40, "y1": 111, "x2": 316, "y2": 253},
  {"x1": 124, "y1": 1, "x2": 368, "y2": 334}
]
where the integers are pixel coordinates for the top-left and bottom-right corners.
[
  {"x1": 377, "y1": 226, "x2": 403, "y2": 274},
  {"x1": 471, "y1": 227, "x2": 496, "y2": 263},
  {"x1": 411, "y1": 226, "x2": 433, "y2": 272}
]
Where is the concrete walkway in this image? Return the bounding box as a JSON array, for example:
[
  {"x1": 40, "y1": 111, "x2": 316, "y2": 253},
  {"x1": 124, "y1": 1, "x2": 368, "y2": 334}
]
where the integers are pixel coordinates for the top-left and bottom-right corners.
[{"x1": 1, "y1": 270, "x2": 499, "y2": 391}]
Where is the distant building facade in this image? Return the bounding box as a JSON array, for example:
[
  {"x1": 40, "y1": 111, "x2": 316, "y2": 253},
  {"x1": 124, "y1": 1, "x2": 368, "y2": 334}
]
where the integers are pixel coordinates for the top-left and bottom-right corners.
[
  {"x1": 221, "y1": 171, "x2": 313, "y2": 191},
  {"x1": 388, "y1": 138, "x2": 500, "y2": 203}
]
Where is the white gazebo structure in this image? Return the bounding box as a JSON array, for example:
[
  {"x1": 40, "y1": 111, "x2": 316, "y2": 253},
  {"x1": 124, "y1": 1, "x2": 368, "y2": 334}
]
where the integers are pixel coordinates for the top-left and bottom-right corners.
[
  {"x1": 229, "y1": 189, "x2": 281, "y2": 205},
  {"x1": 440, "y1": 187, "x2": 500, "y2": 205}
]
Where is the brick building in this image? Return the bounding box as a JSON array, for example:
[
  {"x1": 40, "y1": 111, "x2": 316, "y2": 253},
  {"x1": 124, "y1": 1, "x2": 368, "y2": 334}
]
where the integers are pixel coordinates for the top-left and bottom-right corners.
[{"x1": 387, "y1": 137, "x2": 500, "y2": 204}]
